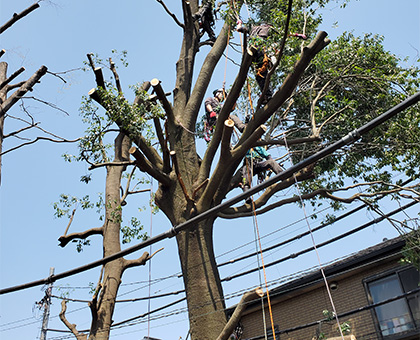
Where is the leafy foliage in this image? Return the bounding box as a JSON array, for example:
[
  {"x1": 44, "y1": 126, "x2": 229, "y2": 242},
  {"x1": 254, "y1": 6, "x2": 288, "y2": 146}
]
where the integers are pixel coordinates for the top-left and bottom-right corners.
[{"x1": 272, "y1": 32, "x2": 420, "y2": 204}]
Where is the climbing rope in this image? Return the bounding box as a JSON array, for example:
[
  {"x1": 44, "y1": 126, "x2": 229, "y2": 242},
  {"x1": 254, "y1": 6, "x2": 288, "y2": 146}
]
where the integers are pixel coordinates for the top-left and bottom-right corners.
[
  {"x1": 245, "y1": 152, "x2": 277, "y2": 340},
  {"x1": 250, "y1": 195, "x2": 277, "y2": 340},
  {"x1": 147, "y1": 177, "x2": 154, "y2": 339},
  {"x1": 280, "y1": 131, "x2": 346, "y2": 340}
]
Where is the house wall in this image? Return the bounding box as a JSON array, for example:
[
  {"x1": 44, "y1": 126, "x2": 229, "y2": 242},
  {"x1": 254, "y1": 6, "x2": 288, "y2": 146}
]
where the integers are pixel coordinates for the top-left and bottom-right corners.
[{"x1": 240, "y1": 255, "x2": 404, "y2": 340}]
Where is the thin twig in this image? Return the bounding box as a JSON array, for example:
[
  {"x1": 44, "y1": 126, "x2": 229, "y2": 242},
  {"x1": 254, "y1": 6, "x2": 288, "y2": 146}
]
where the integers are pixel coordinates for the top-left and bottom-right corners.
[{"x1": 155, "y1": 0, "x2": 184, "y2": 28}]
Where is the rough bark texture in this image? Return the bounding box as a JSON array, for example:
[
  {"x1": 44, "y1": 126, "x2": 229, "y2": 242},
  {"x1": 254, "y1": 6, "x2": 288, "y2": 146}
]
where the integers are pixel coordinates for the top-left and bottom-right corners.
[
  {"x1": 71, "y1": 1, "x2": 330, "y2": 338},
  {"x1": 150, "y1": 15, "x2": 328, "y2": 340},
  {"x1": 88, "y1": 133, "x2": 130, "y2": 340}
]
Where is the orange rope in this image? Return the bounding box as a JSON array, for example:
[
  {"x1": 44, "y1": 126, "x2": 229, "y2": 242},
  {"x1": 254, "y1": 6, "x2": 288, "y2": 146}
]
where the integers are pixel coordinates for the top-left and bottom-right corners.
[
  {"x1": 247, "y1": 79, "x2": 254, "y2": 115},
  {"x1": 246, "y1": 159, "x2": 277, "y2": 340},
  {"x1": 251, "y1": 198, "x2": 277, "y2": 340}
]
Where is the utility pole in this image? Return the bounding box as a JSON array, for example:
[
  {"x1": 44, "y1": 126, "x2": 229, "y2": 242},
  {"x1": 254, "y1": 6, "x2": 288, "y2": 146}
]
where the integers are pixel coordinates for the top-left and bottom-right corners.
[{"x1": 40, "y1": 267, "x2": 54, "y2": 340}]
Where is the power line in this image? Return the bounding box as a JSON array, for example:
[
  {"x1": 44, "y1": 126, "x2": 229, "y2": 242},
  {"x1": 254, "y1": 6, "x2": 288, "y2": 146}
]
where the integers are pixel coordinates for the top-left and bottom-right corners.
[
  {"x1": 0, "y1": 92, "x2": 418, "y2": 296},
  {"x1": 48, "y1": 196, "x2": 416, "y2": 306},
  {"x1": 37, "y1": 245, "x2": 418, "y2": 338},
  {"x1": 221, "y1": 200, "x2": 418, "y2": 281},
  {"x1": 217, "y1": 202, "x2": 366, "y2": 267}
]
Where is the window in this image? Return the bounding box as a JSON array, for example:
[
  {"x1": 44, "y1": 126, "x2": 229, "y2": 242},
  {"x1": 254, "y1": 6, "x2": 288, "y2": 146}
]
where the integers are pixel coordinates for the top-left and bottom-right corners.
[{"x1": 366, "y1": 266, "x2": 419, "y2": 337}]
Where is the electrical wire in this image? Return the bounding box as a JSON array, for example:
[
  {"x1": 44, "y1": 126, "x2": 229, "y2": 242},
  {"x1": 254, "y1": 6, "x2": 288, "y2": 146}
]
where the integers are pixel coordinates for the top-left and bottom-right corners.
[
  {"x1": 40, "y1": 244, "x2": 417, "y2": 339},
  {"x1": 47, "y1": 196, "x2": 417, "y2": 307},
  {"x1": 2, "y1": 92, "x2": 418, "y2": 296}
]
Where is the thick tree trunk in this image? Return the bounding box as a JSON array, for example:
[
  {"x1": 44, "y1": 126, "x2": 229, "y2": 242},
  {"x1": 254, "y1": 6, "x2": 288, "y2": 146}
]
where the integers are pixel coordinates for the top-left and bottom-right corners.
[
  {"x1": 176, "y1": 219, "x2": 227, "y2": 340},
  {"x1": 155, "y1": 121, "x2": 227, "y2": 339}
]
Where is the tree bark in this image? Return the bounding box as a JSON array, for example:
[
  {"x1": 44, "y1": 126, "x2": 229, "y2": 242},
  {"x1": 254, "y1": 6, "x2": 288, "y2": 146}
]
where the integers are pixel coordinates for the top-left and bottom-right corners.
[
  {"x1": 176, "y1": 219, "x2": 227, "y2": 340},
  {"x1": 88, "y1": 132, "x2": 130, "y2": 340},
  {"x1": 0, "y1": 65, "x2": 48, "y2": 118}
]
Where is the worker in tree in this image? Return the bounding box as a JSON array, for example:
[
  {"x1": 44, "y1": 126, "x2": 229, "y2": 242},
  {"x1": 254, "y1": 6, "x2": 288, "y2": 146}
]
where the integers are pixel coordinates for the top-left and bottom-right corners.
[
  {"x1": 203, "y1": 88, "x2": 246, "y2": 142},
  {"x1": 241, "y1": 146, "x2": 283, "y2": 203},
  {"x1": 237, "y1": 21, "x2": 307, "y2": 104},
  {"x1": 193, "y1": 0, "x2": 216, "y2": 43},
  {"x1": 237, "y1": 21, "x2": 274, "y2": 103}
]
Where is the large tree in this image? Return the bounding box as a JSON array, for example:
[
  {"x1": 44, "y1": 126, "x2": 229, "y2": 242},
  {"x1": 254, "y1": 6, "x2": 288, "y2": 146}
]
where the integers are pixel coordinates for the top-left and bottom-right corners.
[{"x1": 54, "y1": 1, "x2": 419, "y2": 340}]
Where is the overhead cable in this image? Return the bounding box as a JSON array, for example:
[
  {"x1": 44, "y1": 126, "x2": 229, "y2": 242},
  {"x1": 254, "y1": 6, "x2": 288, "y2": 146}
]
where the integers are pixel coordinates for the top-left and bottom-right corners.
[
  {"x1": 221, "y1": 200, "x2": 418, "y2": 281},
  {"x1": 1, "y1": 91, "x2": 418, "y2": 295}
]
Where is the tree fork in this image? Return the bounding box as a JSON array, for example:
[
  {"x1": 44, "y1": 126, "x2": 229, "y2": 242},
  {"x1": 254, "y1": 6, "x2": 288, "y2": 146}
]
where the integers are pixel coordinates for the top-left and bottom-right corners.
[
  {"x1": 151, "y1": 78, "x2": 175, "y2": 122},
  {"x1": 129, "y1": 146, "x2": 171, "y2": 186},
  {"x1": 0, "y1": 65, "x2": 48, "y2": 118},
  {"x1": 0, "y1": 66, "x2": 25, "y2": 91},
  {"x1": 170, "y1": 150, "x2": 194, "y2": 203}
]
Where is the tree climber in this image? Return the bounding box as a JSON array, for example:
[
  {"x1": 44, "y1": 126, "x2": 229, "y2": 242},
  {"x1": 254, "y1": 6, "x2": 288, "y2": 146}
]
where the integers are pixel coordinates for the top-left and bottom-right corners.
[
  {"x1": 193, "y1": 0, "x2": 217, "y2": 43},
  {"x1": 236, "y1": 21, "x2": 307, "y2": 104},
  {"x1": 203, "y1": 88, "x2": 246, "y2": 142},
  {"x1": 237, "y1": 21, "x2": 274, "y2": 104},
  {"x1": 241, "y1": 146, "x2": 283, "y2": 203}
]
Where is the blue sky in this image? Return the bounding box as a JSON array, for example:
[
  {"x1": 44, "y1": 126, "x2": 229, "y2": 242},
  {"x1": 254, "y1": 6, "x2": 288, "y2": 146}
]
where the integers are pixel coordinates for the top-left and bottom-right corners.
[{"x1": 0, "y1": 1, "x2": 419, "y2": 340}]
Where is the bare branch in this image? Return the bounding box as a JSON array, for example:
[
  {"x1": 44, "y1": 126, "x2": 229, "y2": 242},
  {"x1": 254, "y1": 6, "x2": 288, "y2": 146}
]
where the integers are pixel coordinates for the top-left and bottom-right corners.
[
  {"x1": 46, "y1": 68, "x2": 83, "y2": 84},
  {"x1": 222, "y1": 180, "x2": 420, "y2": 218},
  {"x1": 257, "y1": 136, "x2": 321, "y2": 147},
  {"x1": 58, "y1": 227, "x2": 104, "y2": 248},
  {"x1": 63, "y1": 209, "x2": 76, "y2": 236},
  {"x1": 3, "y1": 121, "x2": 39, "y2": 138},
  {"x1": 0, "y1": 3, "x2": 40, "y2": 34},
  {"x1": 22, "y1": 96, "x2": 70, "y2": 115},
  {"x1": 88, "y1": 160, "x2": 135, "y2": 171},
  {"x1": 0, "y1": 65, "x2": 48, "y2": 118},
  {"x1": 170, "y1": 150, "x2": 193, "y2": 202},
  {"x1": 1, "y1": 135, "x2": 80, "y2": 156},
  {"x1": 121, "y1": 166, "x2": 136, "y2": 204},
  {"x1": 220, "y1": 119, "x2": 235, "y2": 161},
  {"x1": 129, "y1": 146, "x2": 171, "y2": 186},
  {"x1": 59, "y1": 300, "x2": 88, "y2": 340},
  {"x1": 0, "y1": 66, "x2": 25, "y2": 91},
  {"x1": 6, "y1": 81, "x2": 26, "y2": 91},
  {"x1": 94, "y1": 67, "x2": 105, "y2": 89},
  {"x1": 109, "y1": 58, "x2": 122, "y2": 93},
  {"x1": 86, "y1": 53, "x2": 96, "y2": 69},
  {"x1": 192, "y1": 178, "x2": 209, "y2": 200},
  {"x1": 220, "y1": 166, "x2": 314, "y2": 218},
  {"x1": 216, "y1": 288, "x2": 264, "y2": 340},
  {"x1": 151, "y1": 78, "x2": 175, "y2": 123},
  {"x1": 123, "y1": 247, "x2": 164, "y2": 270},
  {"x1": 153, "y1": 117, "x2": 171, "y2": 172},
  {"x1": 155, "y1": 0, "x2": 184, "y2": 28}
]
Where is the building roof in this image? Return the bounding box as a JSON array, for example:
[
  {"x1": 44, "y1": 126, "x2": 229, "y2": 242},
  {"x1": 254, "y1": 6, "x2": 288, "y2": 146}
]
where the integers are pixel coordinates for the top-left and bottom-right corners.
[{"x1": 242, "y1": 235, "x2": 406, "y2": 310}]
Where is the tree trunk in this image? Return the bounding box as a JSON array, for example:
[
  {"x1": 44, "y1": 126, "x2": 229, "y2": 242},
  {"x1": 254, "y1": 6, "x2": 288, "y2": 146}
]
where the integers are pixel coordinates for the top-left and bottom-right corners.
[
  {"x1": 89, "y1": 133, "x2": 130, "y2": 340},
  {"x1": 155, "y1": 122, "x2": 227, "y2": 339},
  {"x1": 176, "y1": 219, "x2": 227, "y2": 340}
]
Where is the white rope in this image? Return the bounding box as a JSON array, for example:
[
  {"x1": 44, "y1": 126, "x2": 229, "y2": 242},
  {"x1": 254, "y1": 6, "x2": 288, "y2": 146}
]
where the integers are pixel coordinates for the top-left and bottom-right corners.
[
  {"x1": 281, "y1": 132, "x2": 346, "y2": 340},
  {"x1": 147, "y1": 177, "x2": 154, "y2": 338}
]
